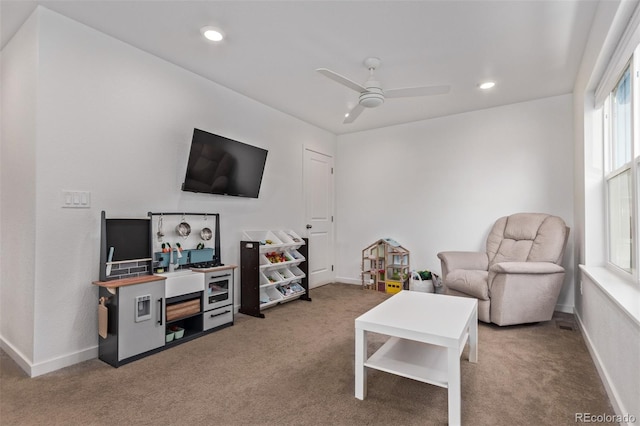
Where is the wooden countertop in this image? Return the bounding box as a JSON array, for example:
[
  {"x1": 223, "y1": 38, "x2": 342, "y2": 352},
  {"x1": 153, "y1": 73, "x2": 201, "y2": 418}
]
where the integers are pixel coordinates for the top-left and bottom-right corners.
[
  {"x1": 92, "y1": 264, "x2": 237, "y2": 288},
  {"x1": 92, "y1": 275, "x2": 166, "y2": 288}
]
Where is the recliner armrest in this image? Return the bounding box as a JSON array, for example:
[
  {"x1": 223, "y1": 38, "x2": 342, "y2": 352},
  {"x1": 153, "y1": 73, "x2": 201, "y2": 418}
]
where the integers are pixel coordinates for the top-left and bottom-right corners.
[
  {"x1": 438, "y1": 251, "x2": 489, "y2": 273},
  {"x1": 489, "y1": 262, "x2": 565, "y2": 275}
]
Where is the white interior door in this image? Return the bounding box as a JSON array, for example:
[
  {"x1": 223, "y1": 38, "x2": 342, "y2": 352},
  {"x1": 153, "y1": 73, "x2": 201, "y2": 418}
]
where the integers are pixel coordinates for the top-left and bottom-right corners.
[{"x1": 304, "y1": 149, "x2": 334, "y2": 287}]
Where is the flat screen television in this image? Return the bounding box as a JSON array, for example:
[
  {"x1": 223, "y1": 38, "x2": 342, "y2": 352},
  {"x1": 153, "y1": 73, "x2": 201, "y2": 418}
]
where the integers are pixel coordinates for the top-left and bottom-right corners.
[{"x1": 182, "y1": 128, "x2": 268, "y2": 198}]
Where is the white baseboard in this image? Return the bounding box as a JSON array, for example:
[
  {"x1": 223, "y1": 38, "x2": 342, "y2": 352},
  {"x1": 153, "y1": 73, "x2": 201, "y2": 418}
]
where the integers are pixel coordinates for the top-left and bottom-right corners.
[
  {"x1": 31, "y1": 346, "x2": 98, "y2": 377},
  {"x1": 574, "y1": 310, "x2": 634, "y2": 426},
  {"x1": 1, "y1": 335, "x2": 98, "y2": 378},
  {"x1": 0, "y1": 336, "x2": 32, "y2": 376},
  {"x1": 335, "y1": 277, "x2": 361, "y2": 285},
  {"x1": 337, "y1": 278, "x2": 577, "y2": 314},
  {"x1": 555, "y1": 302, "x2": 574, "y2": 314}
]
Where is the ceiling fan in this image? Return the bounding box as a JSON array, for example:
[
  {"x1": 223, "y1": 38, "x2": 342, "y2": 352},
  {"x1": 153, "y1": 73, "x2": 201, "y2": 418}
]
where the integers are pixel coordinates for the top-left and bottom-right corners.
[{"x1": 316, "y1": 57, "x2": 450, "y2": 124}]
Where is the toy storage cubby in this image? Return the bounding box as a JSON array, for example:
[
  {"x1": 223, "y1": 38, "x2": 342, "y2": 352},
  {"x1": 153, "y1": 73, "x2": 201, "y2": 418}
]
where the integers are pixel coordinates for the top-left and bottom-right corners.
[{"x1": 240, "y1": 230, "x2": 311, "y2": 318}]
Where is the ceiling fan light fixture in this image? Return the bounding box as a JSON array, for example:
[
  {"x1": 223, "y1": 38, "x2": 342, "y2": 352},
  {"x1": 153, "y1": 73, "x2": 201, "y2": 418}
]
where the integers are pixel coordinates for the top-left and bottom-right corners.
[
  {"x1": 318, "y1": 57, "x2": 451, "y2": 123},
  {"x1": 201, "y1": 26, "x2": 224, "y2": 42},
  {"x1": 360, "y1": 95, "x2": 384, "y2": 108},
  {"x1": 359, "y1": 88, "x2": 384, "y2": 108},
  {"x1": 479, "y1": 81, "x2": 496, "y2": 90}
]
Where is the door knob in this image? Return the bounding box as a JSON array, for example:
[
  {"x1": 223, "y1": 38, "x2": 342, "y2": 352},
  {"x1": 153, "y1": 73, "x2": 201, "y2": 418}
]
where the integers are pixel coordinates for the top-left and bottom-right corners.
[{"x1": 306, "y1": 224, "x2": 312, "y2": 229}]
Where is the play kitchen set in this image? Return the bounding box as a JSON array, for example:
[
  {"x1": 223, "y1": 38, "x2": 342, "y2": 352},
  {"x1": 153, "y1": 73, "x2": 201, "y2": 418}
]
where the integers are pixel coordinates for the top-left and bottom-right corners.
[{"x1": 93, "y1": 211, "x2": 236, "y2": 367}]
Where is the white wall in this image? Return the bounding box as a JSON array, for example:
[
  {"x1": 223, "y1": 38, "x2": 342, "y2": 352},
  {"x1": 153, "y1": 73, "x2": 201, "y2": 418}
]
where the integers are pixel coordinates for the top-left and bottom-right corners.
[
  {"x1": 573, "y1": 0, "x2": 625, "y2": 269},
  {"x1": 578, "y1": 271, "x2": 640, "y2": 422},
  {"x1": 0, "y1": 11, "x2": 39, "y2": 369},
  {"x1": 335, "y1": 94, "x2": 575, "y2": 311},
  {"x1": 0, "y1": 7, "x2": 335, "y2": 375}
]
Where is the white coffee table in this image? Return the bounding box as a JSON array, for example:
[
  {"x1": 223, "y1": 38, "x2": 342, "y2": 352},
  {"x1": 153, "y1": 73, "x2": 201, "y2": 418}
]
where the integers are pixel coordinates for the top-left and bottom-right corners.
[{"x1": 355, "y1": 290, "x2": 478, "y2": 425}]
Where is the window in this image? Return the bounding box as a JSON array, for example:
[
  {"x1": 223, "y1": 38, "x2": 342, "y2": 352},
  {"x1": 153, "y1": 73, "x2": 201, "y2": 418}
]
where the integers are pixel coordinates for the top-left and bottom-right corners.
[{"x1": 604, "y1": 58, "x2": 637, "y2": 276}]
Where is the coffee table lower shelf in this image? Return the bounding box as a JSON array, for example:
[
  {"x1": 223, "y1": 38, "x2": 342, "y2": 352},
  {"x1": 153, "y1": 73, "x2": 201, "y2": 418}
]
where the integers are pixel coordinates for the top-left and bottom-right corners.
[{"x1": 364, "y1": 333, "x2": 469, "y2": 389}]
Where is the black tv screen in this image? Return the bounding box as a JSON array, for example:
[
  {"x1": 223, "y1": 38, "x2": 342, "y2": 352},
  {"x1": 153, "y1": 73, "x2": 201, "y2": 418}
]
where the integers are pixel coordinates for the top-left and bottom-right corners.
[{"x1": 182, "y1": 128, "x2": 268, "y2": 198}]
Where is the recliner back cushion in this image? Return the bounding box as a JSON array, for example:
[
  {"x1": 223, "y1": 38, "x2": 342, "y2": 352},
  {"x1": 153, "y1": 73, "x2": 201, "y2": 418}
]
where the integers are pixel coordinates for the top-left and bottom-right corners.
[
  {"x1": 486, "y1": 213, "x2": 567, "y2": 266},
  {"x1": 492, "y1": 239, "x2": 533, "y2": 263}
]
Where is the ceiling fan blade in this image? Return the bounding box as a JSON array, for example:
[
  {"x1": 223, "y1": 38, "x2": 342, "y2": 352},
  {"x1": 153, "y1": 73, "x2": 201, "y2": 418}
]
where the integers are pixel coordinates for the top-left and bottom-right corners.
[
  {"x1": 385, "y1": 85, "x2": 451, "y2": 98},
  {"x1": 343, "y1": 104, "x2": 365, "y2": 124},
  {"x1": 316, "y1": 68, "x2": 366, "y2": 93}
]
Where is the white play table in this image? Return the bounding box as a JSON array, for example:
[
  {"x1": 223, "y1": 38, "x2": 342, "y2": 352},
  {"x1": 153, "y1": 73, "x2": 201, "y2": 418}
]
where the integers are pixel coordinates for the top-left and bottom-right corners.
[{"x1": 355, "y1": 290, "x2": 478, "y2": 425}]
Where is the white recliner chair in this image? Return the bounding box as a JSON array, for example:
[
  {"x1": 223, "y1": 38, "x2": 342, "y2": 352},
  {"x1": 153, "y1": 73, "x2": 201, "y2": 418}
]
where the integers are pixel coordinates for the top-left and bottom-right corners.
[{"x1": 437, "y1": 213, "x2": 569, "y2": 326}]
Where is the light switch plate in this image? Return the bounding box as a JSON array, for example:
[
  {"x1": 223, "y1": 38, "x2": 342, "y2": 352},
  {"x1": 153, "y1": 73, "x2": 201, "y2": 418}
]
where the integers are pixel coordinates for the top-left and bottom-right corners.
[{"x1": 62, "y1": 190, "x2": 91, "y2": 208}]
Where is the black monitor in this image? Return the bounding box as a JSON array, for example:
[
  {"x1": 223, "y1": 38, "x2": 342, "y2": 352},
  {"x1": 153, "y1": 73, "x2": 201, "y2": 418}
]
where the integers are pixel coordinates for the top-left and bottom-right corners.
[{"x1": 182, "y1": 128, "x2": 268, "y2": 198}]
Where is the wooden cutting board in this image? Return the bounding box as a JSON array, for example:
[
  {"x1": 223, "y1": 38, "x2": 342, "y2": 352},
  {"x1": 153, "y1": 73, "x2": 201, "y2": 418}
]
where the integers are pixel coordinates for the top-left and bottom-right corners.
[{"x1": 98, "y1": 298, "x2": 108, "y2": 339}]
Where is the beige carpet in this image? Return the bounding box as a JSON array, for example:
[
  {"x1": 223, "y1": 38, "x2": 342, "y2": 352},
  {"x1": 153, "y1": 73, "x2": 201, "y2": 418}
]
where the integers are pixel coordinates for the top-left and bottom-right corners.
[{"x1": 0, "y1": 283, "x2": 613, "y2": 425}]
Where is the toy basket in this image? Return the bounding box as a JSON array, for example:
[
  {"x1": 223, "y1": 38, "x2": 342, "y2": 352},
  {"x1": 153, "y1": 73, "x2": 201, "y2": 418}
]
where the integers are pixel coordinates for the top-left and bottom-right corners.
[{"x1": 409, "y1": 270, "x2": 434, "y2": 293}]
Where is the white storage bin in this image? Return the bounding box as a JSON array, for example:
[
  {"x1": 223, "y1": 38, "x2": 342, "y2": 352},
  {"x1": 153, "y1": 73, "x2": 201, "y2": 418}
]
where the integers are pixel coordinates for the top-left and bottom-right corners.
[
  {"x1": 243, "y1": 230, "x2": 283, "y2": 247},
  {"x1": 280, "y1": 268, "x2": 296, "y2": 283},
  {"x1": 275, "y1": 230, "x2": 294, "y2": 245},
  {"x1": 284, "y1": 230, "x2": 304, "y2": 244},
  {"x1": 259, "y1": 271, "x2": 271, "y2": 286},
  {"x1": 277, "y1": 282, "x2": 306, "y2": 298},
  {"x1": 275, "y1": 230, "x2": 305, "y2": 249},
  {"x1": 259, "y1": 254, "x2": 271, "y2": 267},
  {"x1": 287, "y1": 250, "x2": 305, "y2": 263},
  {"x1": 290, "y1": 250, "x2": 304, "y2": 260},
  {"x1": 265, "y1": 270, "x2": 284, "y2": 284},
  {"x1": 289, "y1": 265, "x2": 305, "y2": 278},
  {"x1": 263, "y1": 251, "x2": 289, "y2": 265},
  {"x1": 289, "y1": 281, "x2": 305, "y2": 294},
  {"x1": 260, "y1": 286, "x2": 284, "y2": 305}
]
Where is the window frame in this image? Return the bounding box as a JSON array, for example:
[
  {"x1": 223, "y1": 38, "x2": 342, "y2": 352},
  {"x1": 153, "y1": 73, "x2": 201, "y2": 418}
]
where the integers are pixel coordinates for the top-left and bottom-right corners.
[{"x1": 604, "y1": 53, "x2": 639, "y2": 282}]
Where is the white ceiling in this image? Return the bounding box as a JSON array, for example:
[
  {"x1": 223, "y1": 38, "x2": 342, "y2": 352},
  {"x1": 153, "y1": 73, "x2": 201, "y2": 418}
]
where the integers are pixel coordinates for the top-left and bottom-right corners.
[{"x1": 1, "y1": 0, "x2": 599, "y2": 135}]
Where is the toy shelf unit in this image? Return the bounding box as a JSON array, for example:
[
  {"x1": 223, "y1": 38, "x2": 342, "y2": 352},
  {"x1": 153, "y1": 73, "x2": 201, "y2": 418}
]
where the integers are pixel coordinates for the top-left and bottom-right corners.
[
  {"x1": 362, "y1": 238, "x2": 410, "y2": 294},
  {"x1": 240, "y1": 230, "x2": 311, "y2": 318}
]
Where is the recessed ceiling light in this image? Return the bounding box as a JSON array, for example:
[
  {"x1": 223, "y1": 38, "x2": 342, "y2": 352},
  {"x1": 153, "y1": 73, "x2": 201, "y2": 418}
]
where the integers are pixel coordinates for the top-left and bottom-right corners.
[
  {"x1": 479, "y1": 81, "x2": 496, "y2": 90},
  {"x1": 201, "y1": 26, "x2": 224, "y2": 42}
]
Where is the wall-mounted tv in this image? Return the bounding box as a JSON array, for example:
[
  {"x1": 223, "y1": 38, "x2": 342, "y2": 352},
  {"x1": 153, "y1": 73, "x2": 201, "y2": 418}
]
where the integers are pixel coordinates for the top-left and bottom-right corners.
[{"x1": 182, "y1": 128, "x2": 268, "y2": 198}]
